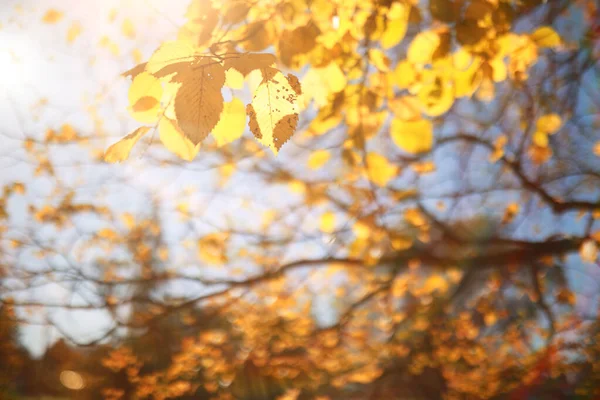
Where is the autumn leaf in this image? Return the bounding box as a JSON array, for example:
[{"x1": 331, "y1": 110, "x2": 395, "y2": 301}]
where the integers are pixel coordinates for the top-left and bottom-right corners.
[
  {"x1": 247, "y1": 68, "x2": 301, "y2": 154},
  {"x1": 66, "y1": 22, "x2": 82, "y2": 43},
  {"x1": 530, "y1": 26, "x2": 561, "y2": 48},
  {"x1": 211, "y1": 99, "x2": 247, "y2": 147},
  {"x1": 301, "y1": 62, "x2": 346, "y2": 108},
  {"x1": 174, "y1": 59, "x2": 226, "y2": 144},
  {"x1": 391, "y1": 118, "x2": 433, "y2": 154},
  {"x1": 128, "y1": 72, "x2": 163, "y2": 123},
  {"x1": 366, "y1": 152, "x2": 398, "y2": 187},
  {"x1": 42, "y1": 9, "x2": 63, "y2": 24},
  {"x1": 223, "y1": 53, "x2": 277, "y2": 77},
  {"x1": 145, "y1": 41, "x2": 197, "y2": 77},
  {"x1": 122, "y1": 18, "x2": 135, "y2": 39},
  {"x1": 159, "y1": 118, "x2": 201, "y2": 161},
  {"x1": 320, "y1": 211, "x2": 335, "y2": 233},
  {"x1": 380, "y1": 3, "x2": 409, "y2": 49},
  {"x1": 307, "y1": 149, "x2": 331, "y2": 170},
  {"x1": 104, "y1": 127, "x2": 151, "y2": 163}
]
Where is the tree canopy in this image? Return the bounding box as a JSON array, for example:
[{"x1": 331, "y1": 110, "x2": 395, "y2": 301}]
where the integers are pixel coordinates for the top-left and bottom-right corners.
[{"x1": 0, "y1": 0, "x2": 600, "y2": 399}]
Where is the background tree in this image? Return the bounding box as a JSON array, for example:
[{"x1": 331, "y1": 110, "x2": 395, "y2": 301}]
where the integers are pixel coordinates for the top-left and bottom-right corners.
[{"x1": 0, "y1": 0, "x2": 599, "y2": 399}]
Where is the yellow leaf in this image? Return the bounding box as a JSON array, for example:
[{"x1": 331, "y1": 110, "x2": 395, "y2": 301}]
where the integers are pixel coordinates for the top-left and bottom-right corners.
[
  {"x1": 174, "y1": 59, "x2": 226, "y2": 144},
  {"x1": 42, "y1": 9, "x2": 63, "y2": 24},
  {"x1": 407, "y1": 30, "x2": 440, "y2": 65},
  {"x1": 146, "y1": 41, "x2": 196, "y2": 76},
  {"x1": 320, "y1": 211, "x2": 335, "y2": 233},
  {"x1": 580, "y1": 239, "x2": 598, "y2": 263},
  {"x1": 417, "y1": 74, "x2": 455, "y2": 116},
  {"x1": 104, "y1": 127, "x2": 150, "y2": 163},
  {"x1": 301, "y1": 62, "x2": 346, "y2": 108},
  {"x1": 128, "y1": 72, "x2": 163, "y2": 123},
  {"x1": 423, "y1": 274, "x2": 448, "y2": 294},
  {"x1": 66, "y1": 22, "x2": 82, "y2": 43},
  {"x1": 159, "y1": 118, "x2": 200, "y2": 161},
  {"x1": 392, "y1": 61, "x2": 417, "y2": 90},
  {"x1": 132, "y1": 49, "x2": 143, "y2": 64},
  {"x1": 502, "y1": 203, "x2": 520, "y2": 224},
  {"x1": 368, "y1": 49, "x2": 390, "y2": 72},
  {"x1": 532, "y1": 131, "x2": 549, "y2": 147},
  {"x1": 594, "y1": 141, "x2": 600, "y2": 156},
  {"x1": 380, "y1": 3, "x2": 408, "y2": 49},
  {"x1": 366, "y1": 152, "x2": 398, "y2": 187},
  {"x1": 307, "y1": 149, "x2": 331, "y2": 170},
  {"x1": 390, "y1": 118, "x2": 433, "y2": 154},
  {"x1": 391, "y1": 234, "x2": 412, "y2": 250},
  {"x1": 198, "y1": 233, "x2": 228, "y2": 265},
  {"x1": 122, "y1": 18, "x2": 135, "y2": 39},
  {"x1": 211, "y1": 99, "x2": 247, "y2": 147},
  {"x1": 224, "y1": 68, "x2": 244, "y2": 89},
  {"x1": 247, "y1": 69, "x2": 300, "y2": 154},
  {"x1": 490, "y1": 135, "x2": 507, "y2": 162},
  {"x1": 530, "y1": 26, "x2": 561, "y2": 48},
  {"x1": 536, "y1": 114, "x2": 562, "y2": 134}
]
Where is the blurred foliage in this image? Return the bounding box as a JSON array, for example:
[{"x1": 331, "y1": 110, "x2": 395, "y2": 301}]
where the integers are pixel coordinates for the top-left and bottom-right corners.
[{"x1": 0, "y1": 0, "x2": 600, "y2": 399}]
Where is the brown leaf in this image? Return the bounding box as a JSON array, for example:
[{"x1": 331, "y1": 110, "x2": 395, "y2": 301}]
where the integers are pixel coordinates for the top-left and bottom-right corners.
[
  {"x1": 223, "y1": 53, "x2": 276, "y2": 77},
  {"x1": 174, "y1": 60, "x2": 226, "y2": 145}
]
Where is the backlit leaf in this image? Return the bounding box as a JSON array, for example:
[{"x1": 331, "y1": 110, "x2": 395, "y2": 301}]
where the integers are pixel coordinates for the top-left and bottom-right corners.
[
  {"x1": 366, "y1": 152, "x2": 398, "y2": 187},
  {"x1": 247, "y1": 69, "x2": 301, "y2": 154},
  {"x1": 104, "y1": 127, "x2": 150, "y2": 163},
  {"x1": 42, "y1": 9, "x2": 63, "y2": 24},
  {"x1": 66, "y1": 22, "x2": 82, "y2": 43},
  {"x1": 212, "y1": 99, "x2": 247, "y2": 147},
  {"x1": 530, "y1": 26, "x2": 561, "y2": 48},
  {"x1": 391, "y1": 118, "x2": 433, "y2": 154},
  {"x1": 307, "y1": 149, "x2": 331, "y2": 169},
  {"x1": 320, "y1": 211, "x2": 335, "y2": 233},
  {"x1": 380, "y1": 3, "x2": 408, "y2": 49},
  {"x1": 128, "y1": 72, "x2": 163, "y2": 123},
  {"x1": 159, "y1": 118, "x2": 201, "y2": 161},
  {"x1": 174, "y1": 59, "x2": 226, "y2": 144}
]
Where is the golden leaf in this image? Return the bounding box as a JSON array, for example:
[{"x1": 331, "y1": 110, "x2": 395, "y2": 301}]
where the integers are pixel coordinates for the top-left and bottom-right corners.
[
  {"x1": 122, "y1": 18, "x2": 135, "y2": 39},
  {"x1": 530, "y1": 26, "x2": 561, "y2": 48},
  {"x1": 224, "y1": 68, "x2": 244, "y2": 89},
  {"x1": 128, "y1": 72, "x2": 163, "y2": 123},
  {"x1": 391, "y1": 118, "x2": 433, "y2": 154},
  {"x1": 104, "y1": 127, "x2": 151, "y2": 163},
  {"x1": 247, "y1": 69, "x2": 301, "y2": 154},
  {"x1": 223, "y1": 53, "x2": 277, "y2": 77},
  {"x1": 301, "y1": 62, "x2": 346, "y2": 108},
  {"x1": 594, "y1": 141, "x2": 600, "y2": 156},
  {"x1": 366, "y1": 152, "x2": 398, "y2": 187},
  {"x1": 380, "y1": 3, "x2": 408, "y2": 49},
  {"x1": 407, "y1": 30, "x2": 441, "y2": 65},
  {"x1": 42, "y1": 9, "x2": 63, "y2": 24},
  {"x1": 368, "y1": 49, "x2": 391, "y2": 72},
  {"x1": 417, "y1": 74, "x2": 455, "y2": 116},
  {"x1": 174, "y1": 60, "x2": 226, "y2": 144},
  {"x1": 307, "y1": 149, "x2": 331, "y2": 170},
  {"x1": 146, "y1": 41, "x2": 196, "y2": 76},
  {"x1": 66, "y1": 22, "x2": 82, "y2": 43},
  {"x1": 536, "y1": 114, "x2": 562, "y2": 134},
  {"x1": 211, "y1": 99, "x2": 247, "y2": 147},
  {"x1": 319, "y1": 211, "x2": 335, "y2": 233},
  {"x1": 159, "y1": 118, "x2": 201, "y2": 161},
  {"x1": 423, "y1": 274, "x2": 448, "y2": 294},
  {"x1": 198, "y1": 233, "x2": 228, "y2": 265},
  {"x1": 502, "y1": 203, "x2": 520, "y2": 224}
]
